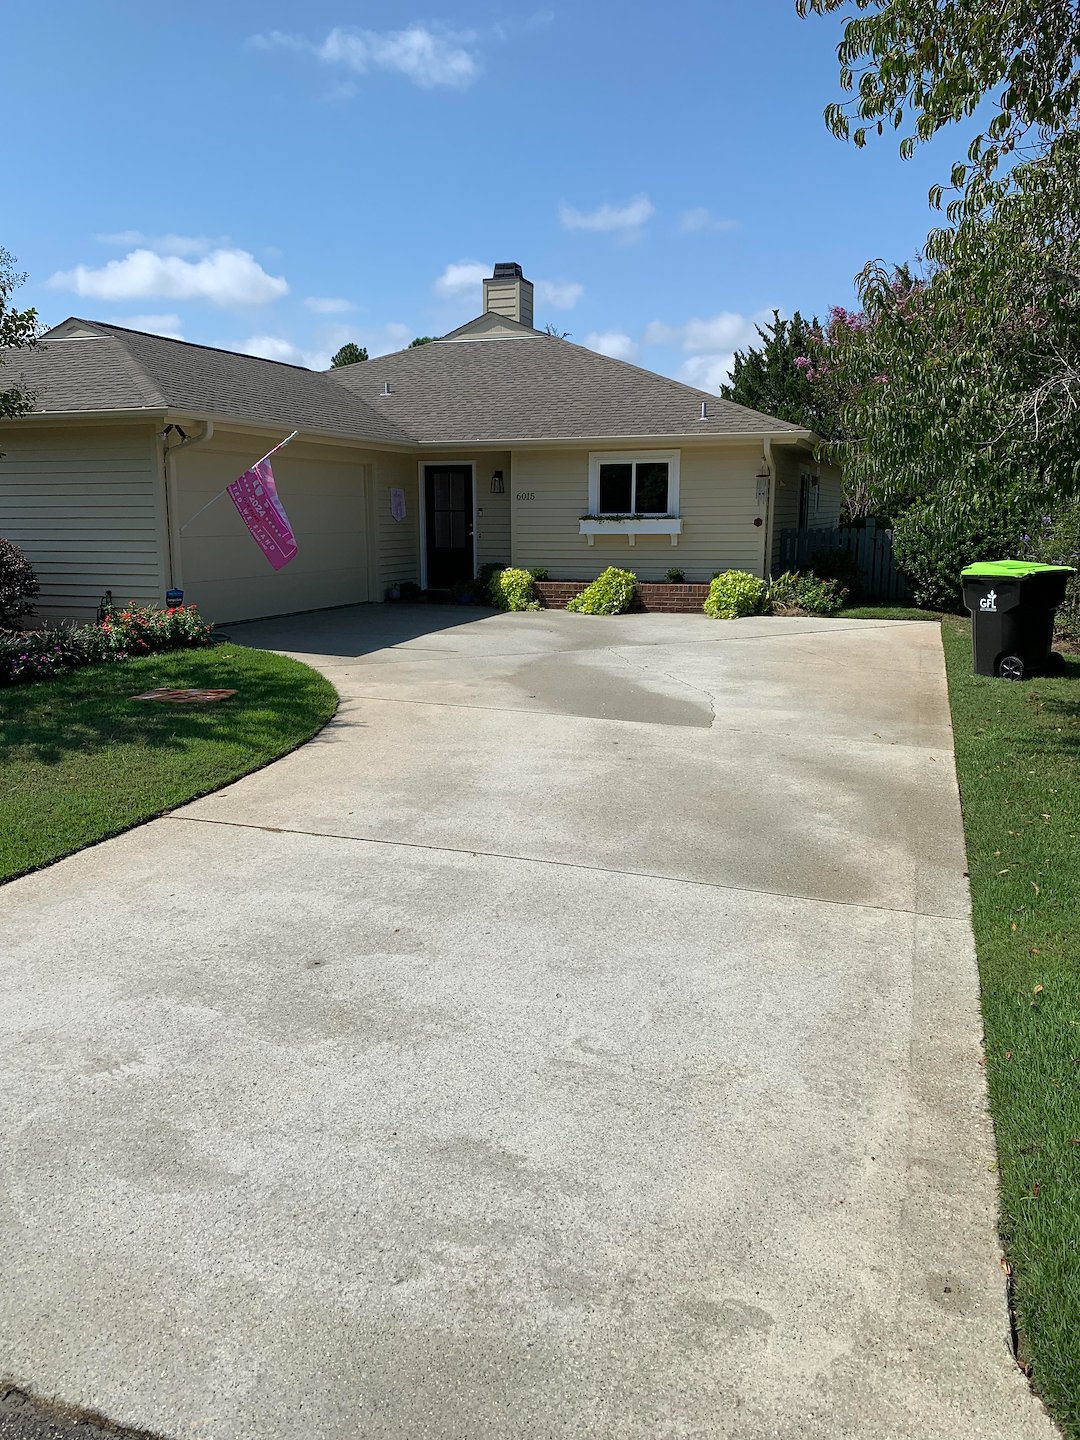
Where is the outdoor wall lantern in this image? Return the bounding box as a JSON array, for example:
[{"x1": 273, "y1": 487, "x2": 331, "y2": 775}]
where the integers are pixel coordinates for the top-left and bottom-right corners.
[
  {"x1": 755, "y1": 457, "x2": 771, "y2": 480},
  {"x1": 490, "y1": 471, "x2": 505, "y2": 493}
]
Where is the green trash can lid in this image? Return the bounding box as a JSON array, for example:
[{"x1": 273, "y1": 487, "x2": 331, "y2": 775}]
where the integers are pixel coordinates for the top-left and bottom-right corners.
[{"x1": 960, "y1": 559, "x2": 1077, "y2": 579}]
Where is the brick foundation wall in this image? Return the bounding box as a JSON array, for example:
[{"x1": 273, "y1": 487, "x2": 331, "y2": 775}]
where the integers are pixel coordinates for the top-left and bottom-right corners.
[{"x1": 534, "y1": 580, "x2": 709, "y2": 614}]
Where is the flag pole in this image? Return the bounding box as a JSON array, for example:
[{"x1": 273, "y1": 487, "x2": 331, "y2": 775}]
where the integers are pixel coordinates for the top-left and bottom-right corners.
[
  {"x1": 179, "y1": 431, "x2": 300, "y2": 533},
  {"x1": 254, "y1": 430, "x2": 300, "y2": 467}
]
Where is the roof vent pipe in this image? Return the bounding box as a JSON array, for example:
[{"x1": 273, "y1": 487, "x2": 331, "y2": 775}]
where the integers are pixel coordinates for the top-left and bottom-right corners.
[
  {"x1": 381, "y1": 381, "x2": 393, "y2": 397},
  {"x1": 700, "y1": 400, "x2": 708, "y2": 420}
]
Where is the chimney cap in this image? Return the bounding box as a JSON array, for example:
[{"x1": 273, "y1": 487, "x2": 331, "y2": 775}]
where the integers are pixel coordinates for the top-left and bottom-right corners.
[{"x1": 490, "y1": 262, "x2": 525, "y2": 280}]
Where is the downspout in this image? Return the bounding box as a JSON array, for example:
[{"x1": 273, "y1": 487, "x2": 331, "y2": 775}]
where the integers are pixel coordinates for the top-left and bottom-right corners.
[
  {"x1": 161, "y1": 420, "x2": 214, "y2": 590},
  {"x1": 762, "y1": 436, "x2": 777, "y2": 582}
]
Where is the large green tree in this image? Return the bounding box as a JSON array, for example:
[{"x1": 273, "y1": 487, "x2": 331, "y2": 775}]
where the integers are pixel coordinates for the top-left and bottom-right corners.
[
  {"x1": 796, "y1": 0, "x2": 1080, "y2": 521},
  {"x1": 330, "y1": 342, "x2": 368, "y2": 367},
  {"x1": 795, "y1": 0, "x2": 1080, "y2": 218},
  {"x1": 720, "y1": 310, "x2": 838, "y2": 435},
  {"x1": 1, "y1": 249, "x2": 38, "y2": 422}
]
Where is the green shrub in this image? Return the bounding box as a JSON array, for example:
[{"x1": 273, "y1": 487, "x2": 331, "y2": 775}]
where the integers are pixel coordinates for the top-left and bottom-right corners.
[
  {"x1": 528, "y1": 566, "x2": 549, "y2": 581},
  {"x1": 892, "y1": 491, "x2": 1033, "y2": 612},
  {"x1": 489, "y1": 567, "x2": 540, "y2": 612},
  {"x1": 0, "y1": 537, "x2": 39, "y2": 630},
  {"x1": 567, "y1": 566, "x2": 637, "y2": 615},
  {"x1": 1026, "y1": 501, "x2": 1080, "y2": 641},
  {"x1": 400, "y1": 580, "x2": 422, "y2": 601},
  {"x1": 704, "y1": 570, "x2": 767, "y2": 619},
  {"x1": 664, "y1": 567, "x2": 686, "y2": 583},
  {"x1": 768, "y1": 571, "x2": 848, "y2": 616},
  {"x1": 808, "y1": 545, "x2": 860, "y2": 594},
  {"x1": 0, "y1": 603, "x2": 213, "y2": 687}
]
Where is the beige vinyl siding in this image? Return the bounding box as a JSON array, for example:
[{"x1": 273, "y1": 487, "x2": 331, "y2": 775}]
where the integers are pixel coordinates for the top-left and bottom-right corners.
[
  {"x1": 816, "y1": 463, "x2": 843, "y2": 529},
  {"x1": 173, "y1": 430, "x2": 376, "y2": 622},
  {"x1": 374, "y1": 453, "x2": 421, "y2": 596},
  {"x1": 509, "y1": 445, "x2": 767, "y2": 582},
  {"x1": 0, "y1": 422, "x2": 165, "y2": 622}
]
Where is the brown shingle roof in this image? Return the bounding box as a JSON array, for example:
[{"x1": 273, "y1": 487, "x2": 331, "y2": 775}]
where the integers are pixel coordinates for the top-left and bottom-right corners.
[
  {"x1": 7, "y1": 321, "x2": 414, "y2": 445},
  {"x1": 328, "y1": 329, "x2": 807, "y2": 443},
  {"x1": 4, "y1": 317, "x2": 806, "y2": 448}
]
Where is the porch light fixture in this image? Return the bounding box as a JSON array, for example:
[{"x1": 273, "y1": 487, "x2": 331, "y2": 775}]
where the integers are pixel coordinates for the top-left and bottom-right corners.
[
  {"x1": 755, "y1": 457, "x2": 771, "y2": 479},
  {"x1": 490, "y1": 471, "x2": 505, "y2": 494}
]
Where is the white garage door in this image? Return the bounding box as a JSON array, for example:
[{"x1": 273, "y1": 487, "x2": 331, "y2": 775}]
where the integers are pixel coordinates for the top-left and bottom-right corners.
[{"x1": 176, "y1": 439, "x2": 374, "y2": 622}]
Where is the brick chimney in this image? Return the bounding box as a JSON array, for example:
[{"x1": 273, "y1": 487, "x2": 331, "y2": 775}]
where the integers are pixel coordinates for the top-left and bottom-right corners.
[{"x1": 483, "y1": 262, "x2": 534, "y2": 327}]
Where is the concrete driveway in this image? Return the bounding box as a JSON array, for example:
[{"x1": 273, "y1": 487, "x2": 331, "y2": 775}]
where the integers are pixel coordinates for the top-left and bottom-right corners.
[{"x1": 0, "y1": 606, "x2": 1052, "y2": 1439}]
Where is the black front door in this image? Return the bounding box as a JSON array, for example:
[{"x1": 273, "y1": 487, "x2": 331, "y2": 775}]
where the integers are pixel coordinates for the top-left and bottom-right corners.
[{"x1": 425, "y1": 465, "x2": 473, "y2": 588}]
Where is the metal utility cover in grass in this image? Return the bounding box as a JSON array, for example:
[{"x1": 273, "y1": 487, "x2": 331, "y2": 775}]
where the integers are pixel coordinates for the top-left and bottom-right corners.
[{"x1": 133, "y1": 688, "x2": 237, "y2": 704}]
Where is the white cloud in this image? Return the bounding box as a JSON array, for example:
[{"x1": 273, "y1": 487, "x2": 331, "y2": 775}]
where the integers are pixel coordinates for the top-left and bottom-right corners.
[
  {"x1": 94, "y1": 231, "x2": 228, "y2": 257},
  {"x1": 107, "y1": 313, "x2": 186, "y2": 340},
  {"x1": 48, "y1": 248, "x2": 289, "y2": 307},
  {"x1": 644, "y1": 309, "x2": 773, "y2": 354},
  {"x1": 240, "y1": 320, "x2": 413, "y2": 371},
  {"x1": 434, "y1": 260, "x2": 488, "y2": 298},
  {"x1": 678, "y1": 207, "x2": 739, "y2": 235},
  {"x1": 678, "y1": 353, "x2": 738, "y2": 391},
  {"x1": 559, "y1": 195, "x2": 655, "y2": 233},
  {"x1": 367, "y1": 321, "x2": 412, "y2": 356},
  {"x1": 239, "y1": 334, "x2": 331, "y2": 369},
  {"x1": 252, "y1": 25, "x2": 480, "y2": 90},
  {"x1": 536, "y1": 278, "x2": 583, "y2": 309},
  {"x1": 584, "y1": 331, "x2": 637, "y2": 361},
  {"x1": 305, "y1": 296, "x2": 354, "y2": 314},
  {"x1": 643, "y1": 309, "x2": 777, "y2": 393}
]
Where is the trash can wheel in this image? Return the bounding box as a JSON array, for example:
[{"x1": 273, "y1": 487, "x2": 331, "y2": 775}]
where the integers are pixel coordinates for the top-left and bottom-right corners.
[{"x1": 998, "y1": 654, "x2": 1025, "y2": 680}]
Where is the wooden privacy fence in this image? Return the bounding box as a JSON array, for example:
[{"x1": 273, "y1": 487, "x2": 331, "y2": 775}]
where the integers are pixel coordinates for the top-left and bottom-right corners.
[{"x1": 777, "y1": 519, "x2": 911, "y2": 602}]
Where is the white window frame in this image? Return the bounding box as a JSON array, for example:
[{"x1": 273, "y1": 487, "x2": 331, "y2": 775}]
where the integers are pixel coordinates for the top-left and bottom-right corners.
[{"x1": 588, "y1": 451, "x2": 681, "y2": 517}]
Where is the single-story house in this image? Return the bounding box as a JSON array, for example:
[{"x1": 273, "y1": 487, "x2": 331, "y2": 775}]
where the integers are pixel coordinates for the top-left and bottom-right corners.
[{"x1": 0, "y1": 263, "x2": 841, "y2": 623}]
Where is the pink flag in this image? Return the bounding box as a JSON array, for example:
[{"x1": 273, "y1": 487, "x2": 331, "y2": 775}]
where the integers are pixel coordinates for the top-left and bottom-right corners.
[{"x1": 227, "y1": 459, "x2": 297, "y2": 571}]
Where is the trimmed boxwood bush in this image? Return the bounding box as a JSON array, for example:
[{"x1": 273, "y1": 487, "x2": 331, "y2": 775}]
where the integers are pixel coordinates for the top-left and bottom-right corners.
[
  {"x1": 767, "y1": 571, "x2": 848, "y2": 617},
  {"x1": 489, "y1": 567, "x2": 540, "y2": 611},
  {"x1": 0, "y1": 603, "x2": 214, "y2": 687},
  {"x1": 567, "y1": 566, "x2": 637, "y2": 615},
  {"x1": 0, "y1": 537, "x2": 39, "y2": 630},
  {"x1": 704, "y1": 570, "x2": 767, "y2": 619}
]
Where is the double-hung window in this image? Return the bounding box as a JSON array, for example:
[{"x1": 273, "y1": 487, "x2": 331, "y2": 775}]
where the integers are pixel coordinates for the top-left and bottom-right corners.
[{"x1": 588, "y1": 451, "x2": 680, "y2": 516}]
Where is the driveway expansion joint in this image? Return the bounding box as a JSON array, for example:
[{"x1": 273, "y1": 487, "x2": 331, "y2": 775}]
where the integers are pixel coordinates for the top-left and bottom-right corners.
[{"x1": 168, "y1": 813, "x2": 963, "y2": 924}]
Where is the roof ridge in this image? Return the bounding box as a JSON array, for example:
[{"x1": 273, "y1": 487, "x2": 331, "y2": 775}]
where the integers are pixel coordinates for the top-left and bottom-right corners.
[{"x1": 79, "y1": 319, "x2": 322, "y2": 375}]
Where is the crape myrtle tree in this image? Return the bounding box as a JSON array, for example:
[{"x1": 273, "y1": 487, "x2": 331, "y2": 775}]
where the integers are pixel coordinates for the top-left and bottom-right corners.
[
  {"x1": 794, "y1": 0, "x2": 1080, "y2": 603},
  {"x1": 721, "y1": 310, "x2": 840, "y2": 437}
]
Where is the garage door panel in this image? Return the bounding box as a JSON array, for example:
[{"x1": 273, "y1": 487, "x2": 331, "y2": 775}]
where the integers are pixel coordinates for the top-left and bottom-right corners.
[{"x1": 178, "y1": 447, "x2": 373, "y2": 622}]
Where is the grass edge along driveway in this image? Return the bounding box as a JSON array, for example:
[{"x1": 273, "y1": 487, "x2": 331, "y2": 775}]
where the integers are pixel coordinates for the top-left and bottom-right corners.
[
  {"x1": 0, "y1": 643, "x2": 337, "y2": 884},
  {"x1": 942, "y1": 614, "x2": 1080, "y2": 1434}
]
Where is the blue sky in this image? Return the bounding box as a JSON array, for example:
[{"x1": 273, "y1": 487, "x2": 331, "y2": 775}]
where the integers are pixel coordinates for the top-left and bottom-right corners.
[{"x1": 6, "y1": 1, "x2": 961, "y2": 388}]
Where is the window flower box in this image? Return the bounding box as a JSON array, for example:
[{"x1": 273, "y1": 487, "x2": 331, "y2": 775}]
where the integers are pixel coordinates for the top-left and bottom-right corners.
[{"x1": 578, "y1": 516, "x2": 683, "y2": 547}]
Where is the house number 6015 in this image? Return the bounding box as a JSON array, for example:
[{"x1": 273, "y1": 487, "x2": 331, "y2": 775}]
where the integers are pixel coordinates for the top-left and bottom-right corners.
[{"x1": 516, "y1": 491, "x2": 536, "y2": 501}]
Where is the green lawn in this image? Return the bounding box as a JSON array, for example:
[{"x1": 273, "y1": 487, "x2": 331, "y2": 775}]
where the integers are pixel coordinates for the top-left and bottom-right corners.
[
  {"x1": 0, "y1": 644, "x2": 337, "y2": 884},
  {"x1": 942, "y1": 615, "x2": 1080, "y2": 1428},
  {"x1": 842, "y1": 603, "x2": 943, "y2": 620}
]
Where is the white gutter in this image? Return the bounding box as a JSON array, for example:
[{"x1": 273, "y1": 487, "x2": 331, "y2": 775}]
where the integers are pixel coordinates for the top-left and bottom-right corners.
[{"x1": 161, "y1": 420, "x2": 214, "y2": 590}]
